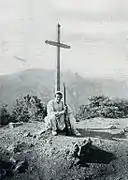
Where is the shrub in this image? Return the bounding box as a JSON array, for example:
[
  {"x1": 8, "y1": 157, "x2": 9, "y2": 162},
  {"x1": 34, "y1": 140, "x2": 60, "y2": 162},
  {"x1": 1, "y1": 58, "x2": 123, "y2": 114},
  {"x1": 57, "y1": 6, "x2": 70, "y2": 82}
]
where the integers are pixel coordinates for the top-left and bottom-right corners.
[
  {"x1": 0, "y1": 104, "x2": 11, "y2": 125},
  {"x1": 11, "y1": 94, "x2": 47, "y2": 122},
  {"x1": 76, "y1": 95, "x2": 128, "y2": 120}
]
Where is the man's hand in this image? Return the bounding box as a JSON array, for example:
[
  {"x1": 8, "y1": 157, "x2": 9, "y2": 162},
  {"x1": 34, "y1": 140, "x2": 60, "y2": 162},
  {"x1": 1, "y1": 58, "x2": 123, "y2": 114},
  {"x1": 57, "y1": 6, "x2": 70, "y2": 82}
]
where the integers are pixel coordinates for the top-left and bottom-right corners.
[
  {"x1": 64, "y1": 105, "x2": 68, "y2": 113},
  {"x1": 55, "y1": 109, "x2": 66, "y2": 117},
  {"x1": 55, "y1": 111, "x2": 60, "y2": 117}
]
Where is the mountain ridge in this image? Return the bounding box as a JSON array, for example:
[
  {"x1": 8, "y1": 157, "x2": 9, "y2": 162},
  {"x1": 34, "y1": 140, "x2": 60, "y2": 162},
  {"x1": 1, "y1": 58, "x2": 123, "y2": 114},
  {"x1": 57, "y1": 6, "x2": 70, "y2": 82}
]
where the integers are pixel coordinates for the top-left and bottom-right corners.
[{"x1": 0, "y1": 68, "x2": 128, "y2": 113}]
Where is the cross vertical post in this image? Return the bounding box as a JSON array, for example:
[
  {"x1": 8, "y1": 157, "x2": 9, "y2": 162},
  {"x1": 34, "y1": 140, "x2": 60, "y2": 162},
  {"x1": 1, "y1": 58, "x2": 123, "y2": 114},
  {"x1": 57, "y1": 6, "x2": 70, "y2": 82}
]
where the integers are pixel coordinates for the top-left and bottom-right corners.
[
  {"x1": 57, "y1": 23, "x2": 61, "y2": 91},
  {"x1": 45, "y1": 23, "x2": 71, "y2": 92}
]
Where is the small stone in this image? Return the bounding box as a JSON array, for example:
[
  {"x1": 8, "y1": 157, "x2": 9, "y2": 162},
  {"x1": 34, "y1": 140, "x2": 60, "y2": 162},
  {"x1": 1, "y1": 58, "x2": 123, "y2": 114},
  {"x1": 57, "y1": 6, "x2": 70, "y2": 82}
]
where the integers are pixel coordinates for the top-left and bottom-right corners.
[
  {"x1": 72, "y1": 142, "x2": 76, "y2": 145},
  {"x1": 14, "y1": 158, "x2": 28, "y2": 173},
  {"x1": 47, "y1": 139, "x2": 52, "y2": 145},
  {"x1": 25, "y1": 132, "x2": 33, "y2": 137},
  {"x1": 115, "y1": 178, "x2": 123, "y2": 180},
  {"x1": 82, "y1": 139, "x2": 87, "y2": 145},
  {"x1": 8, "y1": 122, "x2": 14, "y2": 129},
  {"x1": 39, "y1": 130, "x2": 45, "y2": 135},
  {"x1": 7, "y1": 144, "x2": 15, "y2": 153},
  {"x1": 109, "y1": 125, "x2": 117, "y2": 129},
  {"x1": 29, "y1": 143, "x2": 34, "y2": 148},
  {"x1": 33, "y1": 135, "x2": 37, "y2": 138},
  {"x1": 10, "y1": 157, "x2": 17, "y2": 164},
  {"x1": 8, "y1": 122, "x2": 24, "y2": 129},
  {"x1": 73, "y1": 144, "x2": 79, "y2": 158},
  {"x1": 65, "y1": 149, "x2": 70, "y2": 155}
]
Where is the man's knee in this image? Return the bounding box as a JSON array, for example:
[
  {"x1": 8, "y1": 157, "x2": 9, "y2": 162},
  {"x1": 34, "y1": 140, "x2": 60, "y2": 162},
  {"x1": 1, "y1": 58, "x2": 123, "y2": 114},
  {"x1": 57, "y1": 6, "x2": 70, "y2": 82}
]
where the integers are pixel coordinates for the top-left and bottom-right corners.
[
  {"x1": 44, "y1": 116, "x2": 51, "y2": 130},
  {"x1": 50, "y1": 114, "x2": 56, "y2": 124}
]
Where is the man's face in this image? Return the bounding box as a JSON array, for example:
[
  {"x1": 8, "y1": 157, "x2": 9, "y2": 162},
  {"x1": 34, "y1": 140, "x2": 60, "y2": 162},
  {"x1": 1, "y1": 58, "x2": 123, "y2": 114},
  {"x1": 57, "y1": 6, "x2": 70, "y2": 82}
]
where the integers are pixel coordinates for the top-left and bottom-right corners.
[{"x1": 55, "y1": 94, "x2": 62, "y2": 103}]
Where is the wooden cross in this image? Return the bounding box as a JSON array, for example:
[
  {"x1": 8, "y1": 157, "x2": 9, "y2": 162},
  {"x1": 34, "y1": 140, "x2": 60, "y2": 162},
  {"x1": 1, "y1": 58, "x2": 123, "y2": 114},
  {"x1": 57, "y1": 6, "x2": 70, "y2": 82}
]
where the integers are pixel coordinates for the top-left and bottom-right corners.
[{"x1": 45, "y1": 23, "x2": 71, "y2": 91}]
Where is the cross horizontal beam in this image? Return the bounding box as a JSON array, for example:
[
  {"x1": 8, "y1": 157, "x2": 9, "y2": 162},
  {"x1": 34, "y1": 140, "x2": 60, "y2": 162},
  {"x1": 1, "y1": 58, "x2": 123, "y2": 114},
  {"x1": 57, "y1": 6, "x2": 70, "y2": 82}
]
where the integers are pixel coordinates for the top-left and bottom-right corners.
[{"x1": 45, "y1": 40, "x2": 71, "y2": 49}]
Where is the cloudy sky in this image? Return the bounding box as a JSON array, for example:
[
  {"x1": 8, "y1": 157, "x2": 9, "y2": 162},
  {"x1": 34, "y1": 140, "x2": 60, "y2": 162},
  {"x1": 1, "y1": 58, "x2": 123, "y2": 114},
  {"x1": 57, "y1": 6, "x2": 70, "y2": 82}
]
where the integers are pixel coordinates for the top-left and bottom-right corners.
[{"x1": 0, "y1": 0, "x2": 128, "y2": 78}]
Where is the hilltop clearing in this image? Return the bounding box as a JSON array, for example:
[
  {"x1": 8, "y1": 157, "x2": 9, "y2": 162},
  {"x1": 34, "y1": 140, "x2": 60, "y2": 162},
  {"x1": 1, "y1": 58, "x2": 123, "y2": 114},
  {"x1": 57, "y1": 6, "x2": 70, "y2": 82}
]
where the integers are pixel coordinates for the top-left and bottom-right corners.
[{"x1": 0, "y1": 118, "x2": 128, "y2": 179}]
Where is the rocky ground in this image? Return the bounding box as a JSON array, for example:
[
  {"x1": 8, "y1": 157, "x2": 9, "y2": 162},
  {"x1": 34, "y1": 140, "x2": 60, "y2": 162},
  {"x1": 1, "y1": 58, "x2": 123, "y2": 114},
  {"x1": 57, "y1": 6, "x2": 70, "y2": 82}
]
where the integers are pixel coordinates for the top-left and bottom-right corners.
[{"x1": 1, "y1": 118, "x2": 128, "y2": 180}]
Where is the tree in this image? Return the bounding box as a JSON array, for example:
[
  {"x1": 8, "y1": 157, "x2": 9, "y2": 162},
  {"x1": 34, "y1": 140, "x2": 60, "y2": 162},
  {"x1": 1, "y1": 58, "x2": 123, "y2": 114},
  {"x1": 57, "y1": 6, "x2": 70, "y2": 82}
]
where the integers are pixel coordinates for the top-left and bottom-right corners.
[
  {"x1": 11, "y1": 95, "x2": 47, "y2": 122},
  {"x1": 0, "y1": 104, "x2": 11, "y2": 125}
]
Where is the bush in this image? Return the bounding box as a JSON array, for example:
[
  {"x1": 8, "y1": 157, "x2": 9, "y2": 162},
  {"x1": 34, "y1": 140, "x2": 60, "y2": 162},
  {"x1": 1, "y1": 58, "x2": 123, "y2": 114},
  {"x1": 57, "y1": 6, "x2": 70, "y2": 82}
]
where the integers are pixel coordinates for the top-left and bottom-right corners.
[
  {"x1": 11, "y1": 94, "x2": 47, "y2": 122},
  {"x1": 0, "y1": 104, "x2": 11, "y2": 125},
  {"x1": 76, "y1": 95, "x2": 128, "y2": 120}
]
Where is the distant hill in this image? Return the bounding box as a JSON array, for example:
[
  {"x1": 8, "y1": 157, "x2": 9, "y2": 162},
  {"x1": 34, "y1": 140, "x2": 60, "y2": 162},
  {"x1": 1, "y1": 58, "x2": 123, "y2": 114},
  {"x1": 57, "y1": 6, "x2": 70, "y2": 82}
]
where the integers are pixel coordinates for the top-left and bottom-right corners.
[{"x1": 0, "y1": 68, "x2": 128, "y2": 113}]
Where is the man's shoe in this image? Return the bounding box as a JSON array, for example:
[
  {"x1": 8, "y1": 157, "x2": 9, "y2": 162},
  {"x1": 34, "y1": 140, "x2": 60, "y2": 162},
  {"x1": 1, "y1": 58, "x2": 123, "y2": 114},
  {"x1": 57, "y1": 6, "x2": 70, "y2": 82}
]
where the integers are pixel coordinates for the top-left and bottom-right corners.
[
  {"x1": 73, "y1": 130, "x2": 81, "y2": 136},
  {"x1": 52, "y1": 130, "x2": 57, "y2": 136}
]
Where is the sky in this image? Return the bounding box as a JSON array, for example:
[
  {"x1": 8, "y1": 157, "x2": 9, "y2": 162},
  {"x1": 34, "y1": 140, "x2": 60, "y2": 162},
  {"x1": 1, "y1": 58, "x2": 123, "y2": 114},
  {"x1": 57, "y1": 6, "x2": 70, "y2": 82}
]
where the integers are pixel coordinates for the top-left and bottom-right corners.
[{"x1": 0, "y1": 0, "x2": 128, "y2": 79}]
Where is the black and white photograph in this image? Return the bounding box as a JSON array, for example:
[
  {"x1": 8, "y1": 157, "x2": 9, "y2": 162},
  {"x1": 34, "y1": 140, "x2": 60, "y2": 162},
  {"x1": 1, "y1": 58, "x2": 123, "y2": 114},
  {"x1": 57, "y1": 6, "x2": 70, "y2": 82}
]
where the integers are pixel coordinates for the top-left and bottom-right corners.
[{"x1": 0, "y1": 0, "x2": 128, "y2": 179}]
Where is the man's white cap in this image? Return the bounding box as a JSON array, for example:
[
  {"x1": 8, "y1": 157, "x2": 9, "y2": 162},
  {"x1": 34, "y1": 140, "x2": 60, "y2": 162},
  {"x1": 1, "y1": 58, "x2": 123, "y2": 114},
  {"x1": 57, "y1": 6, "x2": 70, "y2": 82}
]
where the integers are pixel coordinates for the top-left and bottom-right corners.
[{"x1": 55, "y1": 91, "x2": 63, "y2": 96}]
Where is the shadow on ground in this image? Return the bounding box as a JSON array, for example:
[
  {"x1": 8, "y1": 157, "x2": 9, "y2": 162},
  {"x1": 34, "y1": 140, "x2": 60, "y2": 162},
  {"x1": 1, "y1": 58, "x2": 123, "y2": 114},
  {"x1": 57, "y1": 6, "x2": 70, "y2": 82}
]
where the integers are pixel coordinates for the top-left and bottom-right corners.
[
  {"x1": 0, "y1": 159, "x2": 14, "y2": 179},
  {"x1": 0, "y1": 151, "x2": 28, "y2": 180},
  {"x1": 79, "y1": 143, "x2": 116, "y2": 165}
]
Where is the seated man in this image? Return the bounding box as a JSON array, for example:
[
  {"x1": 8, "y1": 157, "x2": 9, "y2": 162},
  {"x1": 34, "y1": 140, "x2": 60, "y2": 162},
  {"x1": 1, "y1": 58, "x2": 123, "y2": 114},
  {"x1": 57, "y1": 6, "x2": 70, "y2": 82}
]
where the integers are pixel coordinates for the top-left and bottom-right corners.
[{"x1": 44, "y1": 91, "x2": 81, "y2": 136}]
